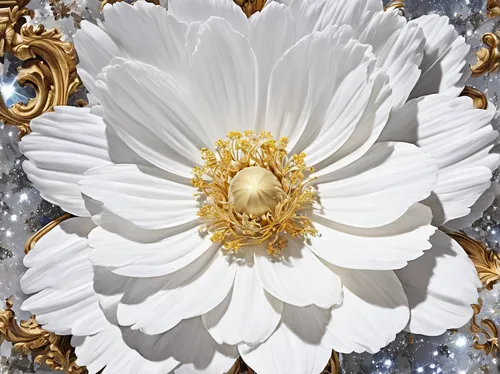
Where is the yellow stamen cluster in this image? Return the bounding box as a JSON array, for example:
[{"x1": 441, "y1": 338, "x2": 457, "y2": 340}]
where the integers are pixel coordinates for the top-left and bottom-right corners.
[{"x1": 191, "y1": 130, "x2": 317, "y2": 255}]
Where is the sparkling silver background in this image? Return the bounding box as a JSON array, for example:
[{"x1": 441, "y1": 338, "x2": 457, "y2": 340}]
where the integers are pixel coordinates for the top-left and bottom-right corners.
[{"x1": 1, "y1": 0, "x2": 500, "y2": 372}]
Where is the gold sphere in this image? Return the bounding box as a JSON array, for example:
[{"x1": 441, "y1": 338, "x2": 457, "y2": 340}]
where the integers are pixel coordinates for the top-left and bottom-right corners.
[{"x1": 228, "y1": 167, "x2": 283, "y2": 216}]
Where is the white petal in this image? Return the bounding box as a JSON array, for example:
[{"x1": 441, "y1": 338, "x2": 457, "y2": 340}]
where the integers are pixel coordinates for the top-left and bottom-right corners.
[
  {"x1": 96, "y1": 59, "x2": 206, "y2": 178},
  {"x1": 409, "y1": 15, "x2": 470, "y2": 98},
  {"x1": 189, "y1": 17, "x2": 257, "y2": 138},
  {"x1": 322, "y1": 266, "x2": 409, "y2": 354},
  {"x1": 72, "y1": 326, "x2": 179, "y2": 374},
  {"x1": 314, "y1": 142, "x2": 438, "y2": 228},
  {"x1": 74, "y1": 21, "x2": 121, "y2": 101},
  {"x1": 309, "y1": 203, "x2": 435, "y2": 270},
  {"x1": 89, "y1": 224, "x2": 214, "y2": 277},
  {"x1": 395, "y1": 231, "x2": 480, "y2": 335},
  {"x1": 288, "y1": 0, "x2": 381, "y2": 39},
  {"x1": 264, "y1": 25, "x2": 377, "y2": 156},
  {"x1": 75, "y1": 2, "x2": 189, "y2": 100},
  {"x1": 19, "y1": 107, "x2": 140, "y2": 216},
  {"x1": 240, "y1": 305, "x2": 331, "y2": 374},
  {"x1": 358, "y1": 10, "x2": 425, "y2": 107},
  {"x1": 115, "y1": 248, "x2": 236, "y2": 335},
  {"x1": 21, "y1": 218, "x2": 108, "y2": 336},
  {"x1": 202, "y1": 250, "x2": 283, "y2": 345},
  {"x1": 380, "y1": 95, "x2": 499, "y2": 225},
  {"x1": 79, "y1": 164, "x2": 199, "y2": 230},
  {"x1": 254, "y1": 241, "x2": 343, "y2": 308},
  {"x1": 168, "y1": 0, "x2": 248, "y2": 36},
  {"x1": 248, "y1": 2, "x2": 295, "y2": 124},
  {"x1": 445, "y1": 189, "x2": 495, "y2": 231}
]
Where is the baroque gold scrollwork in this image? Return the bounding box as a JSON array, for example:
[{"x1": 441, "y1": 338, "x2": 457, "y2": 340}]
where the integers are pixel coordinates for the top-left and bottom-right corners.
[
  {"x1": 233, "y1": 0, "x2": 265, "y2": 17},
  {"x1": 0, "y1": 0, "x2": 80, "y2": 138},
  {"x1": 450, "y1": 232, "x2": 500, "y2": 290},
  {"x1": 470, "y1": 298, "x2": 499, "y2": 356},
  {"x1": 471, "y1": 32, "x2": 500, "y2": 77},
  {"x1": 0, "y1": 302, "x2": 85, "y2": 373}
]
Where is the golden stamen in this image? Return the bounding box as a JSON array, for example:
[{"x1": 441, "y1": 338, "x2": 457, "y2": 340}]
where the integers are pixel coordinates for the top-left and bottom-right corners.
[{"x1": 191, "y1": 130, "x2": 317, "y2": 255}]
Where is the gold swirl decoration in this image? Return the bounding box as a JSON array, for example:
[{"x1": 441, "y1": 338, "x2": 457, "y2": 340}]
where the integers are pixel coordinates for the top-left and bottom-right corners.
[
  {"x1": 460, "y1": 86, "x2": 489, "y2": 109},
  {"x1": 384, "y1": 0, "x2": 405, "y2": 13},
  {"x1": 233, "y1": 0, "x2": 265, "y2": 17},
  {"x1": 470, "y1": 298, "x2": 499, "y2": 356},
  {"x1": 487, "y1": 0, "x2": 500, "y2": 18},
  {"x1": 0, "y1": 0, "x2": 80, "y2": 138},
  {"x1": 471, "y1": 32, "x2": 500, "y2": 77}
]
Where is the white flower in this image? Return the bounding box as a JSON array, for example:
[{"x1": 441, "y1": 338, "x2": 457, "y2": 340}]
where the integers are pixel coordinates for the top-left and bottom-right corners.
[{"x1": 19, "y1": 0, "x2": 498, "y2": 373}]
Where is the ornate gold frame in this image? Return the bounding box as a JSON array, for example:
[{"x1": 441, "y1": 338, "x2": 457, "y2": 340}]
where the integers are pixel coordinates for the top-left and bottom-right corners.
[
  {"x1": 0, "y1": 0, "x2": 500, "y2": 373},
  {"x1": 0, "y1": 0, "x2": 79, "y2": 138}
]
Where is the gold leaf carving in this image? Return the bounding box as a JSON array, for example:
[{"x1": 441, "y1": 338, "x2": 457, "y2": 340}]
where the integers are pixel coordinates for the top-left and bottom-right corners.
[
  {"x1": 449, "y1": 232, "x2": 500, "y2": 290},
  {"x1": 0, "y1": 0, "x2": 80, "y2": 138},
  {"x1": 460, "y1": 86, "x2": 489, "y2": 109},
  {"x1": 487, "y1": 0, "x2": 500, "y2": 18},
  {"x1": 471, "y1": 32, "x2": 500, "y2": 77},
  {"x1": 0, "y1": 302, "x2": 85, "y2": 373},
  {"x1": 470, "y1": 298, "x2": 499, "y2": 356}
]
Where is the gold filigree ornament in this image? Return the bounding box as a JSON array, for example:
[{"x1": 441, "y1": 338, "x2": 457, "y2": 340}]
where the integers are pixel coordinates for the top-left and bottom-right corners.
[
  {"x1": 0, "y1": 0, "x2": 80, "y2": 138},
  {"x1": 470, "y1": 298, "x2": 499, "y2": 356},
  {"x1": 471, "y1": 32, "x2": 500, "y2": 77}
]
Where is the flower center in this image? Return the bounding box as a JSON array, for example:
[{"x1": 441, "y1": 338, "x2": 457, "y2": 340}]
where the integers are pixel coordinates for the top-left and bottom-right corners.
[
  {"x1": 228, "y1": 167, "x2": 283, "y2": 216},
  {"x1": 191, "y1": 130, "x2": 317, "y2": 255}
]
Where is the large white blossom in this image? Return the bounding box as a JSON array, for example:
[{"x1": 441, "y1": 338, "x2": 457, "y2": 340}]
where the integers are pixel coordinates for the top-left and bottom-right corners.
[{"x1": 19, "y1": 0, "x2": 499, "y2": 373}]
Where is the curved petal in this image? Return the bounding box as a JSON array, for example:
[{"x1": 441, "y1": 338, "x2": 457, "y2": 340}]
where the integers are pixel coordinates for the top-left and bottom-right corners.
[
  {"x1": 358, "y1": 10, "x2": 425, "y2": 108},
  {"x1": 254, "y1": 242, "x2": 343, "y2": 309},
  {"x1": 21, "y1": 218, "x2": 108, "y2": 337},
  {"x1": 79, "y1": 164, "x2": 199, "y2": 230},
  {"x1": 96, "y1": 59, "x2": 205, "y2": 178},
  {"x1": 89, "y1": 224, "x2": 215, "y2": 277},
  {"x1": 287, "y1": 0, "x2": 381, "y2": 39},
  {"x1": 115, "y1": 247, "x2": 236, "y2": 335},
  {"x1": 72, "y1": 326, "x2": 180, "y2": 374},
  {"x1": 314, "y1": 142, "x2": 438, "y2": 228},
  {"x1": 309, "y1": 203, "x2": 435, "y2": 270},
  {"x1": 409, "y1": 14, "x2": 470, "y2": 98},
  {"x1": 168, "y1": 0, "x2": 248, "y2": 36},
  {"x1": 75, "y1": 2, "x2": 190, "y2": 101},
  {"x1": 264, "y1": 25, "x2": 382, "y2": 161},
  {"x1": 321, "y1": 266, "x2": 409, "y2": 354},
  {"x1": 19, "y1": 106, "x2": 141, "y2": 216},
  {"x1": 248, "y1": 2, "x2": 295, "y2": 123},
  {"x1": 445, "y1": 189, "x2": 495, "y2": 231},
  {"x1": 188, "y1": 17, "x2": 257, "y2": 139},
  {"x1": 380, "y1": 95, "x2": 499, "y2": 225},
  {"x1": 395, "y1": 231, "x2": 480, "y2": 336},
  {"x1": 240, "y1": 305, "x2": 331, "y2": 374},
  {"x1": 202, "y1": 250, "x2": 283, "y2": 345}
]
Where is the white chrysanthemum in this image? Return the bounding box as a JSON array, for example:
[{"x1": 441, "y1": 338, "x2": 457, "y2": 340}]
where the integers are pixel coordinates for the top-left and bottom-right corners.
[{"x1": 19, "y1": 0, "x2": 499, "y2": 373}]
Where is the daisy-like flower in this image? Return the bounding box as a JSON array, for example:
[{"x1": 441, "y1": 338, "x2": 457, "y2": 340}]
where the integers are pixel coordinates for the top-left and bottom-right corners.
[{"x1": 19, "y1": 0, "x2": 499, "y2": 373}]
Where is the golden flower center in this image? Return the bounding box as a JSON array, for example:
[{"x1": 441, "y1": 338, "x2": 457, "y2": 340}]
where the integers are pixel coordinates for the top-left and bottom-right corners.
[
  {"x1": 191, "y1": 130, "x2": 317, "y2": 255},
  {"x1": 228, "y1": 167, "x2": 283, "y2": 216}
]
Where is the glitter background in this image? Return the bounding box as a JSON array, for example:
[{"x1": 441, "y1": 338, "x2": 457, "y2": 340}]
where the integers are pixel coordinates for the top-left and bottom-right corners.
[{"x1": 1, "y1": 0, "x2": 500, "y2": 373}]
